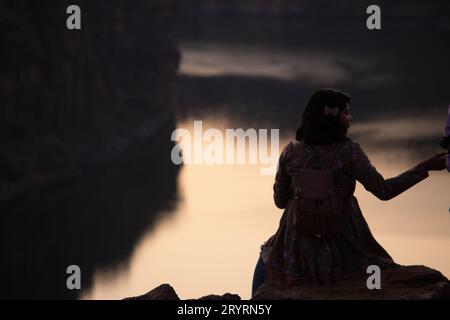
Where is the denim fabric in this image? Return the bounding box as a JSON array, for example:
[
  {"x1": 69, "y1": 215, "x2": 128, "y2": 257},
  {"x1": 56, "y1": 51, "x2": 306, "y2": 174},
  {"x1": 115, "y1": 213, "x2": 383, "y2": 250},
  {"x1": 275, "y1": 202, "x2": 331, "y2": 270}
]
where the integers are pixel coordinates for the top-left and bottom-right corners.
[{"x1": 251, "y1": 255, "x2": 265, "y2": 296}]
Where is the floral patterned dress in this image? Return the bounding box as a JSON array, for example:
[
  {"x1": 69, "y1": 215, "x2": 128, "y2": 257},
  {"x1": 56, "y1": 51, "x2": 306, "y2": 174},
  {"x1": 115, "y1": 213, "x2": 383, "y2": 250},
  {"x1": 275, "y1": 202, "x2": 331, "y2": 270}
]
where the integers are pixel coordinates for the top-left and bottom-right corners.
[{"x1": 260, "y1": 138, "x2": 429, "y2": 286}]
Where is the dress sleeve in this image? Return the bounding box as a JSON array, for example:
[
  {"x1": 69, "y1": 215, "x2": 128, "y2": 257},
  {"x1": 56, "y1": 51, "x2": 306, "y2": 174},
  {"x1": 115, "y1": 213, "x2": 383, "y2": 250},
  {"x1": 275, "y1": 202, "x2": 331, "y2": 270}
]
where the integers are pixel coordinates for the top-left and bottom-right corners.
[
  {"x1": 349, "y1": 142, "x2": 429, "y2": 201},
  {"x1": 273, "y1": 142, "x2": 294, "y2": 209}
]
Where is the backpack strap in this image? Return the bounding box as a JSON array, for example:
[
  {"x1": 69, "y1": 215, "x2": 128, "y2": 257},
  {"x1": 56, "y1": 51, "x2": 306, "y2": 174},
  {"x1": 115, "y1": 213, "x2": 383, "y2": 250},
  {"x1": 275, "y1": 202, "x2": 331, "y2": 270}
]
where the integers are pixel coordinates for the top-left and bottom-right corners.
[
  {"x1": 294, "y1": 141, "x2": 341, "y2": 170},
  {"x1": 323, "y1": 142, "x2": 341, "y2": 169},
  {"x1": 292, "y1": 141, "x2": 314, "y2": 169}
]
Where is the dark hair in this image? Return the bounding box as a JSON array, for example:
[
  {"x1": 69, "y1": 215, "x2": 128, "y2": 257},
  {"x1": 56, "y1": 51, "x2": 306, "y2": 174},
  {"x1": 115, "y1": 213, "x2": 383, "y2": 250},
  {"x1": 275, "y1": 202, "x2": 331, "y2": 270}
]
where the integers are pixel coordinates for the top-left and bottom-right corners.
[{"x1": 295, "y1": 89, "x2": 351, "y2": 145}]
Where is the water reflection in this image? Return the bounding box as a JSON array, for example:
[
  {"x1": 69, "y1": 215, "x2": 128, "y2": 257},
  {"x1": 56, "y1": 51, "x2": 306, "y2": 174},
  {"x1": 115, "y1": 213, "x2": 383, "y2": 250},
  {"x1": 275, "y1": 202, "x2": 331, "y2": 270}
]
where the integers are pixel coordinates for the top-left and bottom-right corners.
[
  {"x1": 84, "y1": 117, "x2": 450, "y2": 300},
  {"x1": 0, "y1": 120, "x2": 180, "y2": 299}
]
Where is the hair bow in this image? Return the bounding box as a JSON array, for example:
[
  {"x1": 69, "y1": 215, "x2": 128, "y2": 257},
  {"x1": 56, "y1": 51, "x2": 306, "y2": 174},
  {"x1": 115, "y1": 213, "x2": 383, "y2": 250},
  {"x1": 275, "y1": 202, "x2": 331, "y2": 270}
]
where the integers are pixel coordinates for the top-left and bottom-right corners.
[{"x1": 324, "y1": 105, "x2": 339, "y2": 117}]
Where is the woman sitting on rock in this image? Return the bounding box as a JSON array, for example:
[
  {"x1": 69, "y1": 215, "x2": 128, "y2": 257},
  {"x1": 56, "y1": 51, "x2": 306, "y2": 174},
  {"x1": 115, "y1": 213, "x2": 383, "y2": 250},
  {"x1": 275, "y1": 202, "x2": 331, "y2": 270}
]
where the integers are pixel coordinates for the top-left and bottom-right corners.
[{"x1": 252, "y1": 89, "x2": 448, "y2": 296}]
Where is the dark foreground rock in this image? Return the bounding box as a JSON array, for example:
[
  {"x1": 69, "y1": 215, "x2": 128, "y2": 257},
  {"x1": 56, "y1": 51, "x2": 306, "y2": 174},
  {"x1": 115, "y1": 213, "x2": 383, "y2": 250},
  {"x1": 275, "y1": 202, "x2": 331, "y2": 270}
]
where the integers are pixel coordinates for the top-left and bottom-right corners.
[
  {"x1": 124, "y1": 284, "x2": 241, "y2": 300},
  {"x1": 253, "y1": 265, "x2": 450, "y2": 300},
  {"x1": 124, "y1": 284, "x2": 181, "y2": 300},
  {"x1": 127, "y1": 265, "x2": 450, "y2": 300}
]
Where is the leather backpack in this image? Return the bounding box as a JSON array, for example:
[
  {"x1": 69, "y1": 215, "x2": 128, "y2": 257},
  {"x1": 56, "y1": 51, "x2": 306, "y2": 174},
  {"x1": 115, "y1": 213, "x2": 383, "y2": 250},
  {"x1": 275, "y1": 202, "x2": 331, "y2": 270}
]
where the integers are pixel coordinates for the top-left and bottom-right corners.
[{"x1": 290, "y1": 141, "x2": 347, "y2": 236}]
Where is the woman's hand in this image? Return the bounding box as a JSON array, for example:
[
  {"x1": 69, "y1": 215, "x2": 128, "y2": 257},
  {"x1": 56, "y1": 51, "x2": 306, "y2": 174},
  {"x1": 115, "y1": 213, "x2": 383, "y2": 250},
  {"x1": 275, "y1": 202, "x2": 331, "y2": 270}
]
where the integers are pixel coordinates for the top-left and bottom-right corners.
[{"x1": 420, "y1": 152, "x2": 448, "y2": 171}]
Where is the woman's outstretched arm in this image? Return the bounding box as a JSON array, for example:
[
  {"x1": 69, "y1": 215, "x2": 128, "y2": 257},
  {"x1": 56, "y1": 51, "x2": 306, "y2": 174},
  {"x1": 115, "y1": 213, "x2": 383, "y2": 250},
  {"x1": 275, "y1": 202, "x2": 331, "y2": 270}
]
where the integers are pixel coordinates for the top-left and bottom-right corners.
[{"x1": 349, "y1": 142, "x2": 434, "y2": 201}]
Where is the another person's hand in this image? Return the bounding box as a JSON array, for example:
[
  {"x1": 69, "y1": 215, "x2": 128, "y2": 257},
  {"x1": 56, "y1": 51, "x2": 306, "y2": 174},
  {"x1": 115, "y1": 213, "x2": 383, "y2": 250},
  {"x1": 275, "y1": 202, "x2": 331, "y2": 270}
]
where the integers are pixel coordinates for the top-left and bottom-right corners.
[{"x1": 420, "y1": 152, "x2": 448, "y2": 171}]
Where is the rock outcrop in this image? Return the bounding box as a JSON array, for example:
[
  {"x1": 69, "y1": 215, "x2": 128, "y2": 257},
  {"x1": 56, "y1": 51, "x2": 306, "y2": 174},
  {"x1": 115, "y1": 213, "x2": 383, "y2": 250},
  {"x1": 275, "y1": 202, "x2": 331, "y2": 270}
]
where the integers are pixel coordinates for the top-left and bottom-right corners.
[
  {"x1": 124, "y1": 284, "x2": 181, "y2": 300},
  {"x1": 254, "y1": 265, "x2": 450, "y2": 300},
  {"x1": 127, "y1": 265, "x2": 450, "y2": 300},
  {"x1": 124, "y1": 284, "x2": 241, "y2": 301}
]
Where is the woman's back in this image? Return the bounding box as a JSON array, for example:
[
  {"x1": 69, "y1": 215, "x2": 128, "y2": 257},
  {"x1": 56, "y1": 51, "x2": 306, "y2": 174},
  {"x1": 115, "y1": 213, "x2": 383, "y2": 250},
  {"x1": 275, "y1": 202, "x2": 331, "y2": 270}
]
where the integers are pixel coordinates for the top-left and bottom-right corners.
[
  {"x1": 274, "y1": 139, "x2": 429, "y2": 210},
  {"x1": 261, "y1": 138, "x2": 429, "y2": 286}
]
